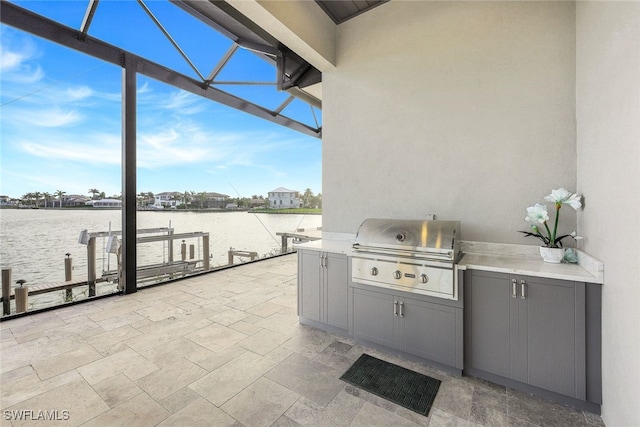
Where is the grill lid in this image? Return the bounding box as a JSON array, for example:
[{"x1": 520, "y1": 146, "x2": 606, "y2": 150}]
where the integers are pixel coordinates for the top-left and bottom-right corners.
[{"x1": 353, "y1": 218, "x2": 461, "y2": 261}]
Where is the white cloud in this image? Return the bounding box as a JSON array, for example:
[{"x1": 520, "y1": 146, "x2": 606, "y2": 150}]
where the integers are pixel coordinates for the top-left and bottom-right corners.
[
  {"x1": 137, "y1": 81, "x2": 151, "y2": 95},
  {"x1": 0, "y1": 50, "x2": 23, "y2": 70},
  {"x1": 1, "y1": 63, "x2": 44, "y2": 85},
  {"x1": 18, "y1": 132, "x2": 121, "y2": 165},
  {"x1": 0, "y1": 33, "x2": 44, "y2": 84},
  {"x1": 137, "y1": 125, "x2": 232, "y2": 168},
  {"x1": 15, "y1": 107, "x2": 84, "y2": 127},
  {"x1": 162, "y1": 91, "x2": 206, "y2": 115},
  {"x1": 65, "y1": 86, "x2": 93, "y2": 101}
]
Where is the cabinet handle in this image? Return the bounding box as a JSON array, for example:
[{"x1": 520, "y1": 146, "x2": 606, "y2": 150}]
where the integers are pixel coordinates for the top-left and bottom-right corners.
[
  {"x1": 393, "y1": 300, "x2": 398, "y2": 317},
  {"x1": 323, "y1": 254, "x2": 327, "y2": 268},
  {"x1": 521, "y1": 280, "x2": 526, "y2": 300},
  {"x1": 399, "y1": 301, "x2": 404, "y2": 317},
  {"x1": 512, "y1": 279, "x2": 517, "y2": 298}
]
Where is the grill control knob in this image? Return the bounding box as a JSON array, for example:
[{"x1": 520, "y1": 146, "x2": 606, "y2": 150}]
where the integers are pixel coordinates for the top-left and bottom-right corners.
[
  {"x1": 419, "y1": 274, "x2": 429, "y2": 284},
  {"x1": 393, "y1": 270, "x2": 402, "y2": 280},
  {"x1": 370, "y1": 267, "x2": 378, "y2": 276}
]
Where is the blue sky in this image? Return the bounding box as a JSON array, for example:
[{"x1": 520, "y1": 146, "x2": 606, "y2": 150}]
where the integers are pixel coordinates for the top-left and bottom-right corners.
[{"x1": 0, "y1": 0, "x2": 322, "y2": 200}]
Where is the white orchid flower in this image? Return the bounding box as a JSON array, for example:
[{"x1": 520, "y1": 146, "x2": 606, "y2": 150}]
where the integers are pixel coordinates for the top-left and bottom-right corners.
[
  {"x1": 545, "y1": 188, "x2": 582, "y2": 210},
  {"x1": 564, "y1": 193, "x2": 582, "y2": 210},
  {"x1": 521, "y1": 188, "x2": 584, "y2": 249},
  {"x1": 525, "y1": 204, "x2": 549, "y2": 224},
  {"x1": 544, "y1": 188, "x2": 571, "y2": 204}
]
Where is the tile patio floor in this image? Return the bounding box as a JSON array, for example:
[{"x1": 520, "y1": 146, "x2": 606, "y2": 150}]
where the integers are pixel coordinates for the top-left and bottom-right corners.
[{"x1": 1, "y1": 254, "x2": 605, "y2": 426}]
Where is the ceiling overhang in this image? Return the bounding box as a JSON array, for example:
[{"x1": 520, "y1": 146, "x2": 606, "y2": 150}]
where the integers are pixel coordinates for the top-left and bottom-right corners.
[
  {"x1": 1, "y1": 0, "x2": 389, "y2": 137},
  {"x1": 0, "y1": 0, "x2": 323, "y2": 137},
  {"x1": 174, "y1": 0, "x2": 322, "y2": 107},
  {"x1": 314, "y1": 0, "x2": 389, "y2": 25}
]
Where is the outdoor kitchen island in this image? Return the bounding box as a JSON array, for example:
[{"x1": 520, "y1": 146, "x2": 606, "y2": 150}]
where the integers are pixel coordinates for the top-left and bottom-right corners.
[{"x1": 295, "y1": 235, "x2": 604, "y2": 414}]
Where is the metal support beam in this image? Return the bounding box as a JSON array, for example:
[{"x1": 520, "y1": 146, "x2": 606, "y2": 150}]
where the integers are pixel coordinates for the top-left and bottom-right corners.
[
  {"x1": 206, "y1": 43, "x2": 239, "y2": 84},
  {"x1": 211, "y1": 81, "x2": 276, "y2": 86},
  {"x1": 78, "y1": 0, "x2": 99, "y2": 41},
  {"x1": 136, "y1": 0, "x2": 206, "y2": 82},
  {"x1": 0, "y1": 2, "x2": 321, "y2": 138},
  {"x1": 122, "y1": 53, "x2": 137, "y2": 295},
  {"x1": 274, "y1": 95, "x2": 295, "y2": 115}
]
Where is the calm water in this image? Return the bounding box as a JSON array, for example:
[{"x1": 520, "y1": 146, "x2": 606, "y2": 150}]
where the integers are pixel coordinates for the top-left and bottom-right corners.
[{"x1": 0, "y1": 209, "x2": 320, "y2": 311}]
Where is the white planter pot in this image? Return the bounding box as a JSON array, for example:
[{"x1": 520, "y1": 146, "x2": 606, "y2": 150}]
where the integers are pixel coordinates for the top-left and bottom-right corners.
[{"x1": 539, "y1": 247, "x2": 564, "y2": 264}]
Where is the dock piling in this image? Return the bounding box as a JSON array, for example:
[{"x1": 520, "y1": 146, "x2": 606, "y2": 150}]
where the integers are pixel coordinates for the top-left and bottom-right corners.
[
  {"x1": 64, "y1": 253, "x2": 73, "y2": 301},
  {"x1": 15, "y1": 280, "x2": 28, "y2": 313},
  {"x1": 87, "y1": 238, "x2": 96, "y2": 297},
  {"x1": 1, "y1": 268, "x2": 11, "y2": 315},
  {"x1": 202, "y1": 235, "x2": 210, "y2": 271}
]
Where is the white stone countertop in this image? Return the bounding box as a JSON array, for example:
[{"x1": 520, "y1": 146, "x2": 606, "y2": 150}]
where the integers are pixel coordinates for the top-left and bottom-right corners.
[
  {"x1": 294, "y1": 234, "x2": 604, "y2": 285},
  {"x1": 458, "y1": 253, "x2": 603, "y2": 284},
  {"x1": 293, "y1": 232, "x2": 356, "y2": 256}
]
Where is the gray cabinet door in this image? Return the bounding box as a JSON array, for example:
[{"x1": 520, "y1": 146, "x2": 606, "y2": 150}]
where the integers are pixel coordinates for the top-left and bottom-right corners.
[
  {"x1": 404, "y1": 297, "x2": 462, "y2": 368},
  {"x1": 465, "y1": 270, "x2": 512, "y2": 378},
  {"x1": 518, "y1": 275, "x2": 584, "y2": 399},
  {"x1": 298, "y1": 250, "x2": 321, "y2": 322},
  {"x1": 465, "y1": 271, "x2": 585, "y2": 400},
  {"x1": 325, "y1": 253, "x2": 348, "y2": 330},
  {"x1": 353, "y1": 288, "x2": 396, "y2": 349}
]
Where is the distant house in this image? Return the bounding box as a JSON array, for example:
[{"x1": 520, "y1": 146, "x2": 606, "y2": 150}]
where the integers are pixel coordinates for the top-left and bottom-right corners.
[
  {"x1": 0, "y1": 195, "x2": 17, "y2": 206},
  {"x1": 250, "y1": 198, "x2": 267, "y2": 208},
  {"x1": 87, "y1": 199, "x2": 122, "y2": 208},
  {"x1": 64, "y1": 195, "x2": 89, "y2": 207},
  {"x1": 204, "y1": 192, "x2": 229, "y2": 209},
  {"x1": 153, "y1": 192, "x2": 183, "y2": 209},
  {"x1": 268, "y1": 187, "x2": 301, "y2": 209}
]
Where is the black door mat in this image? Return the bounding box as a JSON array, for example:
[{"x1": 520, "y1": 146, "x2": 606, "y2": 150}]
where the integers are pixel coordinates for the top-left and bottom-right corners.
[{"x1": 340, "y1": 354, "x2": 441, "y2": 416}]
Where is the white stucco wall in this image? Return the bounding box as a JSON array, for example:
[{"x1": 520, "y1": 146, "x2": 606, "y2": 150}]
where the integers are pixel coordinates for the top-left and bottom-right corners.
[
  {"x1": 323, "y1": 1, "x2": 578, "y2": 243},
  {"x1": 576, "y1": 2, "x2": 640, "y2": 425}
]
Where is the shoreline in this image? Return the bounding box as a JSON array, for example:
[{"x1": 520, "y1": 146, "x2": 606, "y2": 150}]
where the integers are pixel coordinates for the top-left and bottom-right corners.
[{"x1": 0, "y1": 206, "x2": 322, "y2": 215}]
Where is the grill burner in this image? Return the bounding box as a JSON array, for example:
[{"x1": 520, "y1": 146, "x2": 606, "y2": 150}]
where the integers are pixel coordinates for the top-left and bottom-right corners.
[{"x1": 352, "y1": 218, "x2": 462, "y2": 300}]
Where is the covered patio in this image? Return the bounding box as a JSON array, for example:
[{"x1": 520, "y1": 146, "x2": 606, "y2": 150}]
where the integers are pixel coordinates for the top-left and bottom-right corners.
[{"x1": 1, "y1": 254, "x2": 604, "y2": 426}]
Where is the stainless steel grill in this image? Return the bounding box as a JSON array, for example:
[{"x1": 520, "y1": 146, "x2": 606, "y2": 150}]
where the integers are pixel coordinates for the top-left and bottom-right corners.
[{"x1": 351, "y1": 218, "x2": 462, "y2": 300}]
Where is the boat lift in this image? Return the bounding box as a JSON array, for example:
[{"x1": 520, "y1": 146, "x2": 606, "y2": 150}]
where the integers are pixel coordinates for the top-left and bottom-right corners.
[{"x1": 78, "y1": 227, "x2": 210, "y2": 292}]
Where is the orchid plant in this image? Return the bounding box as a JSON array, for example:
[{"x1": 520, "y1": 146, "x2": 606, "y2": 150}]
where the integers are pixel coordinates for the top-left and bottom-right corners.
[{"x1": 520, "y1": 188, "x2": 582, "y2": 248}]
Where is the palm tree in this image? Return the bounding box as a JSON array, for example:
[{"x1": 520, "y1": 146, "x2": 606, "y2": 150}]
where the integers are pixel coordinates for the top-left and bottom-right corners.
[
  {"x1": 303, "y1": 188, "x2": 313, "y2": 208},
  {"x1": 198, "y1": 192, "x2": 207, "y2": 209},
  {"x1": 33, "y1": 191, "x2": 42, "y2": 208},
  {"x1": 55, "y1": 190, "x2": 66, "y2": 208},
  {"x1": 21, "y1": 192, "x2": 33, "y2": 207},
  {"x1": 42, "y1": 193, "x2": 51, "y2": 208},
  {"x1": 89, "y1": 188, "x2": 100, "y2": 200},
  {"x1": 99, "y1": 191, "x2": 106, "y2": 199}
]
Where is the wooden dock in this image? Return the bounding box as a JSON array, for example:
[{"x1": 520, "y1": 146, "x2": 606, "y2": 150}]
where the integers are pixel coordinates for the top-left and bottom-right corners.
[
  {"x1": 1, "y1": 279, "x2": 99, "y2": 301},
  {"x1": 1, "y1": 277, "x2": 102, "y2": 315},
  {"x1": 276, "y1": 227, "x2": 322, "y2": 252}
]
